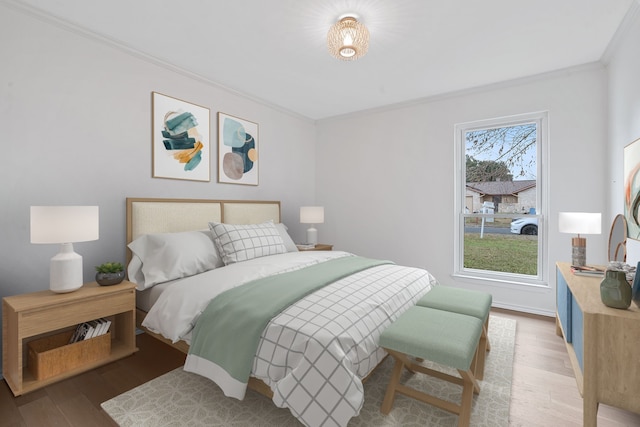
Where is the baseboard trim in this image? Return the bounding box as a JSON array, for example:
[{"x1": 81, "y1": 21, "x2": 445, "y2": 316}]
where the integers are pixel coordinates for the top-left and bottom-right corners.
[{"x1": 492, "y1": 301, "x2": 555, "y2": 318}]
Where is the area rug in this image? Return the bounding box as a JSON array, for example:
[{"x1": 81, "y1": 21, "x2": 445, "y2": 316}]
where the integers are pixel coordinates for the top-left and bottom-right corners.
[{"x1": 102, "y1": 315, "x2": 516, "y2": 426}]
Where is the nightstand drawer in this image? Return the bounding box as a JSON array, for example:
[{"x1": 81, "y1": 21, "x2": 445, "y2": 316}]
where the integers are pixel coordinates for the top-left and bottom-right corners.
[{"x1": 19, "y1": 289, "x2": 134, "y2": 337}]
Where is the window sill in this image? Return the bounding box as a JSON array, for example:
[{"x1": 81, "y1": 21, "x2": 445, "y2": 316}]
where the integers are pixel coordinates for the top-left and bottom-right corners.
[{"x1": 452, "y1": 271, "x2": 549, "y2": 290}]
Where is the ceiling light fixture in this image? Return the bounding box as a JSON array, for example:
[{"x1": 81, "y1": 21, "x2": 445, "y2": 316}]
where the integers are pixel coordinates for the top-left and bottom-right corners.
[{"x1": 327, "y1": 16, "x2": 369, "y2": 61}]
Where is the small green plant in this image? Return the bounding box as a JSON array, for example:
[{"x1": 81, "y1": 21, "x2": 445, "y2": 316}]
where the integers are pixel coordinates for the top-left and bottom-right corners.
[{"x1": 95, "y1": 262, "x2": 124, "y2": 274}]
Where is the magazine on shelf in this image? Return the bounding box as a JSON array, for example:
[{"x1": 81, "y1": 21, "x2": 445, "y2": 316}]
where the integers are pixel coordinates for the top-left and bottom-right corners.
[
  {"x1": 87, "y1": 320, "x2": 99, "y2": 339},
  {"x1": 68, "y1": 318, "x2": 111, "y2": 343},
  {"x1": 570, "y1": 265, "x2": 605, "y2": 277},
  {"x1": 99, "y1": 317, "x2": 112, "y2": 335},
  {"x1": 69, "y1": 322, "x2": 91, "y2": 343}
]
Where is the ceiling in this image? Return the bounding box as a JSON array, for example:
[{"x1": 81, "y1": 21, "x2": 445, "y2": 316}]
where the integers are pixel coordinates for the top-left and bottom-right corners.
[{"x1": 9, "y1": 0, "x2": 637, "y2": 120}]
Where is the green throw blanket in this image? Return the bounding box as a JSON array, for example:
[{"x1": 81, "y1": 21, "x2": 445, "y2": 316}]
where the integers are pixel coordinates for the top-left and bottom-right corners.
[{"x1": 185, "y1": 256, "x2": 392, "y2": 396}]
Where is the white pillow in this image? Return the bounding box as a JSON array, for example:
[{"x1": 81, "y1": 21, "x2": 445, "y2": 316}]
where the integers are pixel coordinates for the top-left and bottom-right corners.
[
  {"x1": 127, "y1": 254, "x2": 145, "y2": 286},
  {"x1": 209, "y1": 220, "x2": 287, "y2": 265},
  {"x1": 127, "y1": 230, "x2": 222, "y2": 290},
  {"x1": 275, "y1": 222, "x2": 298, "y2": 252}
]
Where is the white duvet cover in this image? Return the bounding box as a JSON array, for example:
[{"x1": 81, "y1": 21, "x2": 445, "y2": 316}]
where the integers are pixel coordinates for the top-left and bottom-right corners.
[
  {"x1": 142, "y1": 251, "x2": 353, "y2": 343},
  {"x1": 142, "y1": 251, "x2": 437, "y2": 427}
]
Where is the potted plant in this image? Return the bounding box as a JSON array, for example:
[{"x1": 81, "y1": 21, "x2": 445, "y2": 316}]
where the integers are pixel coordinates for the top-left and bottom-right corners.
[{"x1": 95, "y1": 262, "x2": 125, "y2": 286}]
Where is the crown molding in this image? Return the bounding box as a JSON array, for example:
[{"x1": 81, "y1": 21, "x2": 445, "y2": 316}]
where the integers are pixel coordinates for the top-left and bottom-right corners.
[
  {"x1": 0, "y1": 0, "x2": 313, "y2": 123},
  {"x1": 601, "y1": 1, "x2": 640, "y2": 64},
  {"x1": 318, "y1": 62, "x2": 605, "y2": 123}
]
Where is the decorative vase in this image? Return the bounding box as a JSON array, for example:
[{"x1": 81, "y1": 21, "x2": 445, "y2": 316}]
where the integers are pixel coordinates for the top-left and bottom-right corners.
[
  {"x1": 600, "y1": 270, "x2": 632, "y2": 309},
  {"x1": 95, "y1": 271, "x2": 125, "y2": 286}
]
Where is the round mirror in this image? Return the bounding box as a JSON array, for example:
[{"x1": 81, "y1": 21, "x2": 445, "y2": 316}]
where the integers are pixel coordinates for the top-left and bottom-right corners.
[{"x1": 608, "y1": 214, "x2": 627, "y2": 262}]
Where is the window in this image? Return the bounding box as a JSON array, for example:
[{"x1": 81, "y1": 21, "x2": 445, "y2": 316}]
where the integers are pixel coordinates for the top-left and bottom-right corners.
[{"x1": 454, "y1": 112, "x2": 548, "y2": 286}]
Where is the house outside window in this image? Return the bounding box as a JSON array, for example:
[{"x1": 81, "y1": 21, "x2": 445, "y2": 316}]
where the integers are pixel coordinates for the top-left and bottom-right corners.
[{"x1": 454, "y1": 112, "x2": 549, "y2": 286}]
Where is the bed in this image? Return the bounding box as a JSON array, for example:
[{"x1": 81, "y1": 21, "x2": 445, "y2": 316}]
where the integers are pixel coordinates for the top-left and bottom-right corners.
[{"x1": 126, "y1": 197, "x2": 437, "y2": 427}]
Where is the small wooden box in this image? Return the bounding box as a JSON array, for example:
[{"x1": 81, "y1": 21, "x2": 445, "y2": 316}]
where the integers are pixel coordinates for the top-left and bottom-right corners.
[{"x1": 27, "y1": 330, "x2": 111, "y2": 380}]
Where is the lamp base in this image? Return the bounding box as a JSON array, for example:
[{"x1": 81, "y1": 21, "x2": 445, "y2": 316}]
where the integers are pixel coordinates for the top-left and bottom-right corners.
[
  {"x1": 306, "y1": 226, "x2": 318, "y2": 245},
  {"x1": 50, "y1": 243, "x2": 83, "y2": 293},
  {"x1": 571, "y1": 237, "x2": 587, "y2": 267}
]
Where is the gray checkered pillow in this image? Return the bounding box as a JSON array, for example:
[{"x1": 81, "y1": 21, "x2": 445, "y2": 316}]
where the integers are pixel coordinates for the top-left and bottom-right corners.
[{"x1": 209, "y1": 221, "x2": 287, "y2": 265}]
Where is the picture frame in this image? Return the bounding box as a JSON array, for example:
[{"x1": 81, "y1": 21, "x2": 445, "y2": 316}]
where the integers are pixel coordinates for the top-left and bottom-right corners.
[
  {"x1": 217, "y1": 112, "x2": 259, "y2": 186},
  {"x1": 152, "y1": 92, "x2": 210, "y2": 182},
  {"x1": 624, "y1": 137, "x2": 640, "y2": 239}
]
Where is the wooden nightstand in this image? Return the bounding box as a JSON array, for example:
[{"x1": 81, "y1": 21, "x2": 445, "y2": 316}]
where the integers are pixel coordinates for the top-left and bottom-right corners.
[
  {"x1": 2, "y1": 281, "x2": 138, "y2": 396},
  {"x1": 297, "y1": 244, "x2": 333, "y2": 251}
]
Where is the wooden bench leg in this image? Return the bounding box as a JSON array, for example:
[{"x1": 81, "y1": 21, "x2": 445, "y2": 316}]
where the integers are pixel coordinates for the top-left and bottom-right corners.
[
  {"x1": 474, "y1": 325, "x2": 488, "y2": 380},
  {"x1": 458, "y1": 370, "x2": 476, "y2": 427},
  {"x1": 484, "y1": 318, "x2": 491, "y2": 352},
  {"x1": 381, "y1": 357, "x2": 405, "y2": 414},
  {"x1": 381, "y1": 350, "x2": 481, "y2": 425}
]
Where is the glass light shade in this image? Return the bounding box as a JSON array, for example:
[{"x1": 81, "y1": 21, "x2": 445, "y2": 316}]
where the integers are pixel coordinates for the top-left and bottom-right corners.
[
  {"x1": 558, "y1": 212, "x2": 602, "y2": 235},
  {"x1": 327, "y1": 16, "x2": 369, "y2": 61},
  {"x1": 300, "y1": 206, "x2": 325, "y2": 224}
]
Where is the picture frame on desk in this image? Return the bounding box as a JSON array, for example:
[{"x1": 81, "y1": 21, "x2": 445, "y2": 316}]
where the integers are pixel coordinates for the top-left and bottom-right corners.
[{"x1": 626, "y1": 237, "x2": 640, "y2": 267}]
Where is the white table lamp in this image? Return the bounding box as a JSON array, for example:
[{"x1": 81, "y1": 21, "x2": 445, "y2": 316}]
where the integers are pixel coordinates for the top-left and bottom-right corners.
[
  {"x1": 300, "y1": 206, "x2": 324, "y2": 245},
  {"x1": 31, "y1": 206, "x2": 99, "y2": 293},
  {"x1": 558, "y1": 212, "x2": 601, "y2": 267}
]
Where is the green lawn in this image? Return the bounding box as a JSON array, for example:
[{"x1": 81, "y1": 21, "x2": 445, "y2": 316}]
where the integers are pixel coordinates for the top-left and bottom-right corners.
[{"x1": 464, "y1": 233, "x2": 538, "y2": 275}]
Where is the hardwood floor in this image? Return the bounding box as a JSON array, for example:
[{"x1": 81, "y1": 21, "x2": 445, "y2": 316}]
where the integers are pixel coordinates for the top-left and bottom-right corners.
[
  {"x1": 494, "y1": 308, "x2": 640, "y2": 427},
  {"x1": 1, "y1": 309, "x2": 639, "y2": 426},
  {"x1": 1, "y1": 333, "x2": 186, "y2": 427}
]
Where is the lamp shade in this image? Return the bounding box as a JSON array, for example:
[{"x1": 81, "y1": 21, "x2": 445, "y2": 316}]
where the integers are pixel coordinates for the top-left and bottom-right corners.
[
  {"x1": 31, "y1": 206, "x2": 99, "y2": 243},
  {"x1": 300, "y1": 206, "x2": 324, "y2": 224},
  {"x1": 31, "y1": 206, "x2": 99, "y2": 293},
  {"x1": 558, "y1": 212, "x2": 601, "y2": 235}
]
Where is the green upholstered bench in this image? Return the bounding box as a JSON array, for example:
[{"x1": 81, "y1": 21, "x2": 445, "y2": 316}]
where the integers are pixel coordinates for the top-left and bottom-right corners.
[
  {"x1": 416, "y1": 286, "x2": 492, "y2": 379},
  {"x1": 379, "y1": 306, "x2": 483, "y2": 427}
]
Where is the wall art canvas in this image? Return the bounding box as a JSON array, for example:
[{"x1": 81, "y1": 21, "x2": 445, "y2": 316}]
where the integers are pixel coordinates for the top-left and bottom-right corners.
[
  {"x1": 152, "y1": 92, "x2": 210, "y2": 181},
  {"x1": 218, "y1": 112, "x2": 259, "y2": 186},
  {"x1": 624, "y1": 137, "x2": 640, "y2": 239}
]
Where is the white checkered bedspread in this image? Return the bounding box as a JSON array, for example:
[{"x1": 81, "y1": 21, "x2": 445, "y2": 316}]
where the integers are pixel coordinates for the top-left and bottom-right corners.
[{"x1": 252, "y1": 262, "x2": 436, "y2": 427}]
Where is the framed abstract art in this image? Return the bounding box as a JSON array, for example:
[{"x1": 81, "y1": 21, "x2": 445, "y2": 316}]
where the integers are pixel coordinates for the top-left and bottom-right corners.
[
  {"x1": 624, "y1": 137, "x2": 640, "y2": 239},
  {"x1": 152, "y1": 92, "x2": 210, "y2": 182},
  {"x1": 217, "y1": 112, "x2": 259, "y2": 186}
]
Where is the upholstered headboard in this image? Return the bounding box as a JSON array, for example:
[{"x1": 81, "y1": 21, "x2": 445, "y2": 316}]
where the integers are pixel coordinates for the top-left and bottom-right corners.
[{"x1": 126, "y1": 197, "x2": 281, "y2": 257}]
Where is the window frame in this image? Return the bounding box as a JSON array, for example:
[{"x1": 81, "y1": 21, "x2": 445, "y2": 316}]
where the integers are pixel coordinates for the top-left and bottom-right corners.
[{"x1": 453, "y1": 111, "x2": 549, "y2": 287}]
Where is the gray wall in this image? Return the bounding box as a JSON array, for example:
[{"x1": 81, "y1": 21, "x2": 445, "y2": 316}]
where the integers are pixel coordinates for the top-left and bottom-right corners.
[
  {"x1": 607, "y1": 6, "x2": 640, "y2": 240},
  {"x1": 0, "y1": 9, "x2": 316, "y2": 305},
  {"x1": 315, "y1": 65, "x2": 609, "y2": 316}
]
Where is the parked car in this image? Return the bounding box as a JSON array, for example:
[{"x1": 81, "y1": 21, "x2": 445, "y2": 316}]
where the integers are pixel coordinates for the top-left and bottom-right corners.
[{"x1": 510, "y1": 217, "x2": 538, "y2": 235}]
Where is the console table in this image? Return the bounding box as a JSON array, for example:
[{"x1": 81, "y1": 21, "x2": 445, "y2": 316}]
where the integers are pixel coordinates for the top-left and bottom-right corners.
[{"x1": 556, "y1": 262, "x2": 640, "y2": 426}]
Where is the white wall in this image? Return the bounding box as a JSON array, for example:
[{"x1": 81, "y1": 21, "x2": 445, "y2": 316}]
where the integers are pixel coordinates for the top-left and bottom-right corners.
[
  {"x1": 0, "y1": 7, "x2": 317, "y2": 298},
  {"x1": 607, "y1": 5, "x2": 640, "y2": 252},
  {"x1": 316, "y1": 66, "x2": 609, "y2": 316}
]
